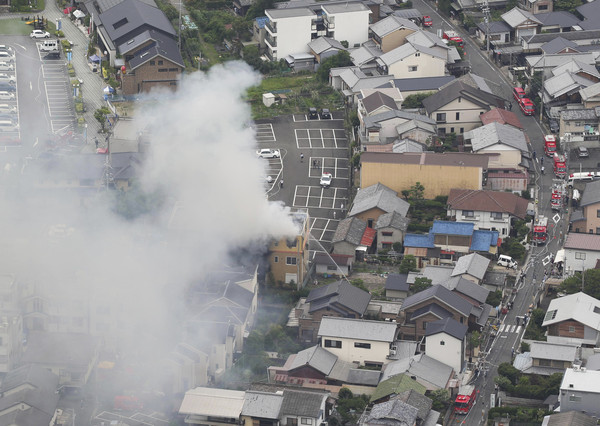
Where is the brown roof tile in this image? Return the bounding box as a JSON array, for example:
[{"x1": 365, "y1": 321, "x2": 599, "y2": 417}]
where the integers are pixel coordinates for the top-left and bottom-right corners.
[
  {"x1": 480, "y1": 108, "x2": 524, "y2": 129},
  {"x1": 447, "y1": 189, "x2": 528, "y2": 218},
  {"x1": 564, "y1": 233, "x2": 600, "y2": 251},
  {"x1": 360, "y1": 152, "x2": 489, "y2": 168}
]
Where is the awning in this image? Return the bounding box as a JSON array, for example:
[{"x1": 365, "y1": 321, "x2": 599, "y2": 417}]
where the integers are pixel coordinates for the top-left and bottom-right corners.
[
  {"x1": 73, "y1": 9, "x2": 86, "y2": 18},
  {"x1": 554, "y1": 249, "x2": 565, "y2": 264},
  {"x1": 63, "y1": 6, "x2": 75, "y2": 13},
  {"x1": 89, "y1": 54, "x2": 100, "y2": 63},
  {"x1": 356, "y1": 246, "x2": 368, "y2": 252}
]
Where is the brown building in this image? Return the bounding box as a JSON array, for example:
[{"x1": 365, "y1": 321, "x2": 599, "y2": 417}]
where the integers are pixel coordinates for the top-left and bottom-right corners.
[
  {"x1": 369, "y1": 15, "x2": 419, "y2": 53},
  {"x1": 348, "y1": 183, "x2": 409, "y2": 228},
  {"x1": 360, "y1": 152, "x2": 488, "y2": 199},
  {"x1": 571, "y1": 180, "x2": 600, "y2": 234},
  {"x1": 296, "y1": 280, "x2": 371, "y2": 343}
]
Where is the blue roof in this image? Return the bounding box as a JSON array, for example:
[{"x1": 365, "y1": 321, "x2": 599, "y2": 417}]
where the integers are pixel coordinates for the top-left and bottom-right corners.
[
  {"x1": 470, "y1": 230, "x2": 499, "y2": 252},
  {"x1": 256, "y1": 16, "x2": 269, "y2": 28},
  {"x1": 403, "y1": 233, "x2": 435, "y2": 248},
  {"x1": 431, "y1": 220, "x2": 474, "y2": 236}
]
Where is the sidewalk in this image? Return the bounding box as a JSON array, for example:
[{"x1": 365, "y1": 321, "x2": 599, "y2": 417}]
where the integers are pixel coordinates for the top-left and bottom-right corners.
[{"x1": 42, "y1": 0, "x2": 111, "y2": 149}]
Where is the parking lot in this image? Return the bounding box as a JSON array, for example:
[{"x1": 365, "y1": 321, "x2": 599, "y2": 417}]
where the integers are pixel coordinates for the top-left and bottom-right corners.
[
  {"x1": 262, "y1": 113, "x2": 350, "y2": 255},
  {"x1": 0, "y1": 44, "x2": 19, "y2": 145},
  {"x1": 94, "y1": 410, "x2": 169, "y2": 426}
]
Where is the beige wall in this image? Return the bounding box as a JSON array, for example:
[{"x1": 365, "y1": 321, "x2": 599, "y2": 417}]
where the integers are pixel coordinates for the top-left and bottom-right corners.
[
  {"x1": 477, "y1": 147, "x2": 522, "y2": 169},
  {"x1": 581, "y1": 203, "x2": 600, "y2": 233},
  {"x1": 380, "y1": 28, "x2": 416, "y2": 53},
  {"x1": 388, "y1": 53, "x2": 446, "y2": 79},
  {"x1": 321, "y1": 336, "x2": 392, "y2": 365},
  {"x1": 433, "y1": 99, "x2": 491, "y2": 134},
  {"x1": 354, "y1": 207, "x2": 386, "y2": 227},
  {"x1": 361, "y1": 162, "x2": 483, "y2": 199}
]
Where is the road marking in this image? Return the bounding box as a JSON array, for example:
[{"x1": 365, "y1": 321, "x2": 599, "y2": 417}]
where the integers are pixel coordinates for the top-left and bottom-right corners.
[
  {"x1": 516, "y1": 326, "x2": 522, "y2": 334},
  {"x1": 498, "y1": 324, "x2": 505, "y2": 333}
]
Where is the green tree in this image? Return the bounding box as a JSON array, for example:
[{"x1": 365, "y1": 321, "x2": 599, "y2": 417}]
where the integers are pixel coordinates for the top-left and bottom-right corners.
[
  {"x1": 408, "y1": 182, "x2": 425, "y2": 200},
  {"x1": 336, "y1": 389, "x2": 369, "y2": 425},
  {"x1": 560, "y1": 269, "x2": 600, "y2": 300},
  {"x1": 520, "y1": 341, "x2": 530, "y2": 353},
  {"x1": 494, "y1": 375, "x2": 513, "y2": 391},
  {"x1": 429, "y1": 389, "x2": 451, "y2": 411},
  {"x1": 498, "y1": 362, "x2": 520, "y2": 385},
  {"x1": 316, "y1": 51, "x2": 353, "y2": 83},
  {"x1": 94, "y1": 107, "x2": 111, "y2": 133},
  {"x1": 411, "y1": 277, "x2": 432, "y2": 294},
  {"x1": 501, "y1": 237, "x2": 526, "y2": 261},
  {"x1": 469, "y1": 331, "x2": 480, "y2": 355},
  {"x1": 399, "y1": 255, "x2": 418, "y2": 274},
  {"x1": 486, "y1": 290, "x2": 503, "y2": 308},
  {"x1": 402, "y1": 92, "x2": 435, "y2": 108},
  {"x1": 554, "y1": 0, "x2": 582, "y2": 12}
]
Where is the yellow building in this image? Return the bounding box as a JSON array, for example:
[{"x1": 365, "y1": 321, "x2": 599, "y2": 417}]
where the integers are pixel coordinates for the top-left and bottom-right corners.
[
  {"x1": 360, "y1": 152, "x2": 489, "y2": 199},
  {"x1": 268, "y1": 209, "x2": 310, "y2": 288}
]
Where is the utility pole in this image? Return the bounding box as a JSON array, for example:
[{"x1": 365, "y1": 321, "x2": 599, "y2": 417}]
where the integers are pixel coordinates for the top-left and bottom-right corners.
[
  {"x1": 539, "y1": 53, "x2": 546, "y2": 122},
  {"x1": 178, "y1": 0, "x2": 183, "y2": 49},
  {"x1": 481, "y1": 0, "x2": 491, "y2": 52}
]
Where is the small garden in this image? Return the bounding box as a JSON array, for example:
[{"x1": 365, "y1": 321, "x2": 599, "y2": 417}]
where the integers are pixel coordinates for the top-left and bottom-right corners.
[{"x1": 494, "y1": 362, "x2": 563, "y2": 400}]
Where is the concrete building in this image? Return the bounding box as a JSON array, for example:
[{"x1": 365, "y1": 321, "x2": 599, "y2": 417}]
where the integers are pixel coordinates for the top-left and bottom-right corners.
[
  {"x1": 424, "y1": 317, "x2": 467, "y2": 373},
  {"x1": 563, "y1": 233, "x2": 600, "y2": 274},
  {"x1": 376, "y1": 42, "x2": 447, "y2": 80},
  {"x1": 268, "y1": 209, "x2": 310, "y2": 287},
  {"x1": 559, "y1": 366, "x2": 600, "y2": 417},
  {"x1": 369, "y1": 16, "x2": 419, "y2": 53}
]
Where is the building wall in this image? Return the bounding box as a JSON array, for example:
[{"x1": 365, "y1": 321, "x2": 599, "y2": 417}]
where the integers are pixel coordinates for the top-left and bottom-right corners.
[
  {"x1": 399, "y1": 303, "x2": 466, "y2": 341},
  {"x1": 564, "y1": 247, "x2": 600, "y2": 274},
  {"x1": 377, "y1": 226, "x2": 405, "y2": 250},
  {"x1": 387, "y1": 53, "x2": 446, "y2": 80},
  {"x1": 377, "y1": 28, "x2": 416, "y2": 53},
  {"x1": 579, "y1": 203, "x2": 600, "y2": 234},
  {"x1": 361, "y1": 162, "x2": 483, "y2": 199},
  {"x1": 385, "y1": 288, "x2": 408, "y2": 300},
  {"x1": 281, "y1": 397, "x2": 326, "y2": 426},
  {"x1": 560, "y1": 377, "x2": 600, "y2": 417},
  {"x1": 265, "y1": 13, "x2": 314, "y2": 60},
  {"x1": 432, "y1": 98, "x2": 492, "y2": 134},
  {"x1": 559, "y1": 114, "x2": 599, "y2": 139},
  {"x1": 361, "y1": 117, "x2": 411, "y2": 144},
  {"x1": 399, "y1": 127, "x2": 435, "y2": 145},
  {"x1": 447, "y1": 208, "x2": 512, "y2": 236},
  {"x1": 327, "y1": 9, "x2": 371, "y2": 48},
  {"x1": 425, "y1": 333, "x2": 462, "y2": 373},
  {"x1": 122, "y1": 58, "x2": 182, "y2": 95},
  {"x1": 354, "y1": 207, "x2": 386, "y2": 227},
  {"x1": 319, "y1": 335, "x2": 392, "y2": 365},
  {"x1": 269, "y1": 216, "x2": 310, "y2": 286},
  {"x1": 477, "y1": 146, "x2": 523, "y2": 170},
  {"x1": 298, "y1": 305, "x2": 359, "y2": 343},
  {"x1": 333, "y1": 240, "x2": 358, "y2": 257}
]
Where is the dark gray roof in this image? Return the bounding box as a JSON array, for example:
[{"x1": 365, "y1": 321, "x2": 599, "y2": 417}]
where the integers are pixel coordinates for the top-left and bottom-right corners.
[
  {"x1": 363, "y1": 109, "x2": 435, "y2": 129},
  {"x1": 128, "y1": 30, "x2": 184, "y2": 69},
  {"x1": 476, "y1": 20, "x2": 511, "y2": 34},
  {"x1": 545, "y1": 411, "x2": 598, "y2": 426},
  {"x1": 366, "y1": 399, "x2": 419, "y2": 426},
  {"x1": 577, "y1": 0, "x2": 600, "y2": 21},
  {"x1": 534, "y1": 11, "x2": 579, "y2": 27},
  {"x1": 525, "y1": 29, "x2": 600, "y2": 45},
  {"x1": 424, "y1": 316, "x2": 467, "y2": 340},
  {"x1": 280, "y1": 390, "x2": 326, "y2": 418},
  {"x1": 392, "y1": 389, "x2": 433, "y2": 422},
  {"x1": 375, "y1": 211, "x2": 410, "y2": 231},
  {"x1": 452, "y1": 253, "x2": 490, "y2": 280},
  {"x1": 580, "y1": 179, "x2": 600, "y2": 207},
  {"x1": 482, "y1": 270, "x2": 507, "y2": 287},
  {"x1": 349, "y1": 183, "x2": 410, "y2": 217},
  {"x1": 402, "y1": 285, "x2": 472, "y2": 316},
  {"x1": 541, "y1": 36, "x2": 580, "y2": 55},
  {"x1": 422, "y1": 80, "x2": 506, "y2": 114},
  {"x1": 242, "y1": 391, "x2": 283, "y2": 419},
  {"x1": 0, "y1": 364, "x2": 58, "y2": 393},
  {"x1": 385, "y1": 273, "x2": 409, "y2": 292},
  {"x1": 306, "y1": 280, "x2": 371, "y2": 315},
  {"x1": 410, "y1": 303, "x2": 453, "y2": 321},
  {"x1": 347, "y1": 368, "x2": 381, "y2": 386},
  {"x1": 99, "y1": 0, "x2": 176, "y2": 46},
  {"x1": 332, "y1": 216, "x2": 367, "y2": 245},
  {"x1": 454, "y1": 277, "x2": 489, "y2": 303},
  {"x1": 387, "y1": 75, "x2": 455, "y2": 92},
  {"x1": 362, "y1": 91, "x2": 397, "y2": 114},
  {"x1": 288, "y1": 345, "x2": 337, "y2": 375}
]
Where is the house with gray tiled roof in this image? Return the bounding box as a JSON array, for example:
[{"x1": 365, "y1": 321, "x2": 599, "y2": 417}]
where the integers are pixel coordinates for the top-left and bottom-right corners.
[
  {"x1": 332, "y1": 217, "x2": 377, "y2": 258},
  {"x1": 540, "y1": 36, "x2": 580, "y2": 55},
  {"x1": 534, "y1": 11, "x2": 579, "y2": 32},
  {"x1": 369, "y1": 15, "x2": 419, "y2": 53},
  {"x1": 385, "y1": 273, "x2": 410, "y2": 300},
  {"x1": 297, "y1": 280, "x2": 371, "y2": 343},
  {"x1": 376, "y1": 42, "x2": 447, "y2": 80},
  {"x1": 349, "y1": 183, "x2": 409, "y2": 228},
  {"x1": 475, "y1": 20, "x2": 511, "y2": 45},
  {"x1": 380, "y1": 354, "x2": 454, "y2": 390},
  {"x1": 362, "y1": 398, "x2": 419, "y2": 426},
  {"x1": 501, "y1": 7, "x2": 542, "y2": 42},
  {"x1": 543, "y1": 291, "x2": 600, "y2": 347},
  {"x1": 564, "y1": 233, "x2": 600, "y2": 275},
  {"x1": 308, "y1": 37, "x2": 346, "y2": 63},
  {"x1": 452, "y1": 253, "x2": 490, "y2": 284},
  {"x1": 424, "y1": 317, "x2": 467, "y2": 373},
  {"x1": 569, "y1": 179, "x2": 600, "y2": 234},
  {"x1": 359, "y1": 107, "x2": 435, "y2": 145},
  {"x1": 375, "y1": 211, "x2": 410, "y2": 251}
]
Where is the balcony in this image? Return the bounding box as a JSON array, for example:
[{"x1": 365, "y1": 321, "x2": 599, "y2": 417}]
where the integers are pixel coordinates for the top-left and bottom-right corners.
[
  {"x1": 461, "y1": 215, "x2": 479, "y2": 221},
  {"x1": 266, "y1": 35, "x2": 277, "y2": 48},
  {"x1": 265, "y1": 21, "x2": 277, "y2": 34},
  {"x1": 324, "y1": 19, "x2": 335, "y2": 29}
]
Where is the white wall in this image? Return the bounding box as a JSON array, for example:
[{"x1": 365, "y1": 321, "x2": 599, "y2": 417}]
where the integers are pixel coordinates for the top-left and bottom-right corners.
[
  {"x1": 448, "y1": 208, "x2": 512, "y2": 236},
  {"x1": 266, "y1": 13, "x2": 314, "y2": 60},
  {"x1": 321, "y1": 336, "x2": 392, "y2": 365},
  {"x1": 425, "y1": 333, "x2": 462, "y2": 373},
  {"x1": 388, "y1": 53, "x2": 446, "y2": 79},
  {"x1": 326, "y1": 9, "x2": 371, "y2": 48},
  {"x1": 564, "y1": 248, "x2": 600, "y2": 274}
]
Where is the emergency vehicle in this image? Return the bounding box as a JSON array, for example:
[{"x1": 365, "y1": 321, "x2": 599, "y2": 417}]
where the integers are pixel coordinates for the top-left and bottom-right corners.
[
  {"x1": 533, "y1": 216, "x2": 549, "y2": 245},
  {"x1": 454, "y1": 385, "x2": 477, "y2": 414},
  {"x1": 443, "y1": 30, "x2": 465, "y2": 47},
  {"x1": 544, "y1": 135, "x2": 557, "y2": 157},
  {"x1": 553, "y1": 153, "x2": 567, "y2": 178}
]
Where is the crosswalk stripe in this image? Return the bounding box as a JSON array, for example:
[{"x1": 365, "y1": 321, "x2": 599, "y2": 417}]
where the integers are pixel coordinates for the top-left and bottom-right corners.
[
  {"x1": 499, "y1": 324, "x2": 505, "y2": 332},
  {"x1": 516, "y1": 326, "x2": 521, "y2": 334}
]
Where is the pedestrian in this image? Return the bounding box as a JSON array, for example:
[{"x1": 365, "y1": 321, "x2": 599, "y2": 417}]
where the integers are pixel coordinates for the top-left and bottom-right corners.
[
  {"x1": 509, "y1": 102, "x2": 513, "y2": 111},
  {"x1": 300, "y1": 153, "x2": 304, "y2": 162},
  {"x1": 313, "y1": 159, "x2": 317, "y2": 169},
  {"x1": 541, "y1": 165, "x2": 545, "y2": 174},
  {"x1": 333, "y1": 211, "x2": 336, "y2": 219},
  {"x1": 540, "y1": 157, "x2": 544, "y2": 165},
  {"x1": 533, "y1": 150, "x2": 537, "y2": 160},
  {"x1": 280, "y1": 179, "x2": 284, "y2": 188},
  {"x1": 94, "y1": 137, "x2": 98, "y2": 149}
]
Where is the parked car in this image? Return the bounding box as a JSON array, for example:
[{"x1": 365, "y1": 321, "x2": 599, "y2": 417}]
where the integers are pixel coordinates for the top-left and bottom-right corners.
[
  {"x1": 308, "y1": 107, "x2": 318, "y2": 119},
  {"x1": 497, "y1": 255, "x2": 517, "y2": 269},
  {"x1": 0, "y1": 104, "x2": 16, "y2": 114},
  {"x1": 577, "y1": 146, "x2": 590, "y2": 158},
  {"x1": 320, "y1": 108, "x2": 331, "y2": 119},
  {"x1": 0, "y1": 83, "x2": 15, "y2": 92},
  {"x1": 0, "y1": 45, "x2": 13, "y2": 54},
  {"x1": 320, "y1": 172, "x2": 332, "y2": 187},
  {"x1": 0, "y1": 63, "x2": 14, "y2": 72},
  {"x1": 256, "y1": 148, "x2": 280, "y2": 158},
  {"x1": 548, "y1": 118, "x2": 559, "y2": 134},
  {"x1": 0, "y1": 73, "x2": 15, "y2": 84},
  {"x1": 0, "y1": 91, "x2": 15, "y2": 100},
  {"x1": 30, "y1": 30, "x2": 50, "y2": 39}
]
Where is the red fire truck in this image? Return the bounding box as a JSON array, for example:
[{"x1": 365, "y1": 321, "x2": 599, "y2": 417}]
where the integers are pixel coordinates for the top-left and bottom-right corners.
[
  {"x1": 553, "y1": 153, "x2": 567, "y2": 178},
  {"x1": 551, "y1": 182, "x2": 565, "y2": 210},
  {"x1": 454, "y1": 385, "x2": 477, "y2": 415},
  {"x1": 533, "y1": 216, "x2": 549, "y2": 245},
  {"x1": 443, "y1": 30, "x2": 465, "y2": 48},
  {"x1": 544, "y1": 135, "x2": 557, "y2": 157}
]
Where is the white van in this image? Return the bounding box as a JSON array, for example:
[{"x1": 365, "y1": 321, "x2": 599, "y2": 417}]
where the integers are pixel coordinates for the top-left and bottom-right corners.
[
  {"x1": 497, "y1": 255, "x2": 518, "y2": 269},
  {"x1": 567, "y1": 172, "x2": 596, "y2": 187},
  {"x1": 0, "y1": 120, "x2": 18, "y2": 132},
  {"x1": 40, "y1": 39, "x2": 59, "y2": 52}
]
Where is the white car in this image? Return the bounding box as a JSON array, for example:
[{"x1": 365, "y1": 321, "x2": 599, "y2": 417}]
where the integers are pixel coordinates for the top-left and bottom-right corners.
[
  {"x1": 0, "y1": 74, "x2": 15, "y2": 84},
  {"x1": 320, "y1": 172, "x2": 332, "y2": 187},
  {"x1": 0, "y1": 91, "x2": 15, "y2": 101},
  {"x1": 257, "y1": 148, "x2": 280, "y2": 159},
  {"x1": 0, "y1": 63, "x2": 14, "y2": 72},
  {"x1": 0, "y1": 104, "x2": 16, "y2": 114},
  {"x1": 30, "y1": 30, "x2": 50, "y2": 39}
]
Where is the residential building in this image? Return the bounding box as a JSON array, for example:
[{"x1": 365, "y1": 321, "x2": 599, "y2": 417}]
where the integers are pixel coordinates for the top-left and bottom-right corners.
[
  {"x1": 297, "y1": 280, "x2": 371, "y2": 343},
  {"x1": 376, "y1": 42, "x2": 447, "y2": 80},
  {"x1": 527, "y1": 341, "x2": 579, "y2": 375},
  {"x1": 165, "y1": 342, "x2": 210, "y2": 395},
  {"x1": 329, "y1": 67, "x2": 392, "y2": 103},
  {"x1": 464, "y1": 122, "x2": 529, "y2": 170},
  {"x1": 313, "y1": 253, "x2": 354, "y2": 277},
  {"x1": 349, "y1": 183, "x2": 409, "y2": 227},
  {"x1": 580, "y1": 81, "x2": 600, "y2": 108},
  {"x1": 422, "y1": 80, "x2": 506, "y2": 135},
  {"x1": 577, "y1": 1, "x2": 600, "y2": 31},
  {"x1": 451, "y1": 253, "x2": 490, "y2": 284},
  {"x1": 424, "y1": 317, "x2": 468, "y2": 373},
  {"x1": 542, "y1": 63, "x2": 599, "y2": 105},
  {"x1": 278, "y1": 389, "x2": 329, "y2": 426},
  {"x1": 522, "y1": 29, "x2": 600, "y2": 52},
  {"x1": 360, "y1": 152, "x2": 489, "y2": 199},
  {"x1": 0, "y1": 365, "x2": 59, "y2": 426},
  {"x1": 541, "y1": 411, "x2": 597, "y2": 426},
  {"x1": 559, "y1": 366, "x2": 600, "y2": 417},
  {"x1": 359, "y1": 109, "x2": 436, "y2": 146},
  {"x1": 482, "y1": 270, "x2": 507, "y2": 292},
  {"x1": 268, "y1": 209, "x2": 310, "y2": 286},
  {"x1": 321, "y1": 3, "x2": 372, "y2": 48},
  {"x1": 369, "y1": 15, "x2": 419, "y2": 53},
  {"x1": 179, "y1": 387, "x2": 246, "y2": 426},
  {"x1": 479, "y1": 108, "x2": 524, "y2": 130},
  {"x1": 385, "y1": 273, "x2": 410, "y2": 300},
  {"x1": 520, "y1": 0, "x2": 552, "y2": 14},
  {"x1": 20, "y1": 332, "x2": 100, "y2": 388},
  {"x1": 540, "y1": 37, "x2": 582, "y2": 55},
  {"x1": 358, "y1": 91, "x2": 398, "y2": 122},
  {"x1": 542, "y1": 292, "x2": 600, "y2": 347},
  {"x1": 308, "y1": 37, "x2": 345, "y2": 64},
  {"x1": 386, "y1": 75, "x2": 455, "y2": 98},
  {"x1": 370, "y1": 373, "x2": 427, "y2": 403},
  {"x1": 501, "y1": 7, "x2": 542, "y2": 42},
  {"x1": 534, "y1": 11, "x2": 579, "y2": 33},
  {"x1": 571, "y1": 180, "x2": 600, "y2": 234},
  {"x1": 365, "y1": 389, "x2": 439, "y2": 426},
  {"x1": 559, "y1": 108, "x2": 600, "y2": 142},
  {"x1": 375, "y1": 211, "x2": 410, "y2": 251},
  {"x1": 447, "y1": 189, "x2": 529, "y2": 237},
  {"x1": 317, "y1": 317, "x2": 398, "y2": 367},
  {"x1": 241, "y1": 391, "x2": 283, "y2": 426},
  {"x1": 380, "y1": 354, "x2": 454, "y2": 390},
  {"x1": 332, "y1": 217, "x2": 377, "y2": 258},
  {"x1": 476, "y1": 21, "x2": 511, "y2": 45},
  {"x1": 563, "y1": 233, "x2": 600, "y2": 274}
]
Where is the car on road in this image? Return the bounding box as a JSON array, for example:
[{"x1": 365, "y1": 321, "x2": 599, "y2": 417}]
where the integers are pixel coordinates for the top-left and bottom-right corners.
[
  {"x1": 577, "y1": 146, "x2": 590, "y2": 158},
  {"x1": 423, "y1": 15, "x2": 433, "y2": 26},
  {"x1": 549, "y1": 118, "x2": 559, "y2": 134},
  {"x1": 0, "y1": 62, "x2": 14, "y2": 72},
  {"x1": 0, "y1": 104, "x2": 16, "y2": 114},
  {"x1": 320, "y1": 108, "x2": 331, "y2": 119},
  {"x1": 0, "y1": 91, "x2": 15, "y2": 100},
  {"x1": 0, "y1": 74, "x2": 15, "y2": 84},
  {"x1": 320, "y1": 172, "x2": 332, "y2": 187},
  {"x1": 256, "y1": 148, "x2": 280, "y2": 158},
  {"x1": 30, "y1": 29, "x2": 50, "y2": 38},
  {"x1": 497, "y1": 254, "x2": 517, "y2": 269},
  {"x1": 519, "y1": 98, "x2": 535, "y2": 116}
]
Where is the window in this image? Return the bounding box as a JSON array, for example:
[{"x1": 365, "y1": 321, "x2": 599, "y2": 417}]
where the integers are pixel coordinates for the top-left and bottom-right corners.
[
  {"x1": 440, "y1": 341, "x2": 445, "y2": 345},
  {"x1": 423, "y1": 322, "x2": 427, "y2": 330},
  {"x1": 409, "y1": 65, "x2": 418, "y2": 72},
  {"x1": 456, "y1": 112, "x2": 460, "y2": 120},
  {"x1": 575, "y1": 252, "x2": 586, "y2": 260},
  {"x1": 436, "y1": 113, "x2": 446, "y2": 123},
  {"x1": 274, "y1": 256, "x2": 278, "y2": 263},
  {"x1": 169, "y1": 68, "x2": 178, "y2": 71},
  {"x1": 324, "y1": 339, "x2": 342, "y2": 348},
  {"x1": 597, "y1": 228, "x2": 600, "y2": 234},
  {"x1": 463, "y1": 210, "x2": 474, "y2": 217},
  {"x1": 460, "y1": 317, "x2": 464, "y2": 323},
  {"x1": 415, "y1": 52, "x2": 420, "y2": 57},
  {"x1": 301, "y1": 419, "x2": 312, "y2": 425},
  {"x1": 382, "y1": 231, "x2": 393, "y2": 237},
  {"x1": 158, "y1": 68, "x2": 168, "y2": 72},
  {"x1": 460, "y1": 127, "x2": 464, "y2": 133},
  {"x1": 458, "y1": 96, "x2": 461, "y2": 103},
  {"x1": 150, "y1": 60, "x2": 155, "y2": 65},
  {"x1": 382, "y1": 243, "x2": 392, "y2": 249},
  {"x1": 450, "y1": 127, "x2": 455, "y2": 133},
  {"x1": 327, "y1": 265, "x2": 337, "y2": 270},
  {"x1": 569, "y1": 395, "x2": 582, "y2": 402},
  {"x1": 569, "y1": 326, "x2": 576, "y2": 332},
  {"x1": 286, "y1": 257, "x2": 297, "y2": 265},
  {"x1": 596, "y1": 209, "x2": 600, "y2": 218},
  {"x1": 538, "y1": 4, "x2": 548, "y2": 9},
  {"x1": 158, "y1": 60, "x2": 163, "y2": 65},
  {"x1": 491, "y1": 212, "x2": 503, "y2": 220},
  {"x1": 538, "y1": 359, "x2": 551, "y2": 366},
  {"x1": 354, "y1": 342, "x2": 371, "y2": 349}
]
